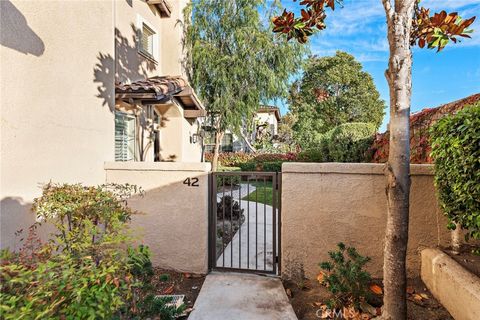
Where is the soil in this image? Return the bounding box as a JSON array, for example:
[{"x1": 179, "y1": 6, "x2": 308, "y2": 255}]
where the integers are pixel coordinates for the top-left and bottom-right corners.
[
  {"x1": 445, "y1": 245, "x2": 480, "y2": 278},
  {"x1": 283, "y1": 277, "x2": 453, "y2": 320},
  {"x1": 148, "y1": 268, "x2": 205, "y2": 319}
]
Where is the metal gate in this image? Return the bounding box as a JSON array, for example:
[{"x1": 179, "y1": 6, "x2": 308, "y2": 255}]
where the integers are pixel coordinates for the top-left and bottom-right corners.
[{"x1": 208, "y1": 171, "x2": 281, "y2": 275}]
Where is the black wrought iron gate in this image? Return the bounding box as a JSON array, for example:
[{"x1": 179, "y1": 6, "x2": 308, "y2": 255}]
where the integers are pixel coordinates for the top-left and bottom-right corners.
[{"x1": 208, "y1": 171, "x2": 281, "y2": 275}]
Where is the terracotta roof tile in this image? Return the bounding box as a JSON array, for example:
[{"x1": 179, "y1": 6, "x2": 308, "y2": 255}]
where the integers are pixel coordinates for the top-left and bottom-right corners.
[{"x1": 115, "y1": 76, "x2": 188, "y2": 96}]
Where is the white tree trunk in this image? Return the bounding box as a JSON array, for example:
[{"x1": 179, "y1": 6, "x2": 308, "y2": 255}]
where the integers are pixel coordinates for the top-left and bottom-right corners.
[
  {"x1": 381, "y1": 1, "x2": 416, "y2": 319},
  {"x1": 211, "y1": 131, "x2": 224, "y2": 172}
]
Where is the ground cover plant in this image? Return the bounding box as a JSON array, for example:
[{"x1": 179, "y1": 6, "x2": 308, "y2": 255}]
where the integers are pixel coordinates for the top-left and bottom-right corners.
[{"x1": 0, "y1": 183, "x2": 184, "y2": 320}]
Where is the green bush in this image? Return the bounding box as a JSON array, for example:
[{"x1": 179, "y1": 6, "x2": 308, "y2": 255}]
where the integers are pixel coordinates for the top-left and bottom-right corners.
[
  {"x1": 430, "y1": 104, "x2": 480, "y2": 243},
  {"x1": 0, "y1": 183, "x2": 183, "y2": 320},
  {"x1": 239, "y1": 161, "x2": 257, "y2": 172},
  {"x1": 262, "y1": 161, "x2": 283, "y2": 172},
  {"x1": 319, "y1": 243, "x2": 372, "y2": 309},
  {"x1": 327, "y1": 122, "x2": 375, "y2": 162}
]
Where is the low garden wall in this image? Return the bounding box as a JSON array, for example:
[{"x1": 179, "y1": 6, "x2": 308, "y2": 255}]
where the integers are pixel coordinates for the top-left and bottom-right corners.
[
  {"x1": 104, "y1": 161, "x2": 210, "y2": 274},
  {"x1": 281, "y1": 162, "x2": 452, "y2": 279}
]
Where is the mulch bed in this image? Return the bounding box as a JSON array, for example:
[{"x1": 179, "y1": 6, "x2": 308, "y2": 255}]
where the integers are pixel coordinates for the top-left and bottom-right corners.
[
  {"x1": 283, "y1": 277, "x2": 453, "y2": 320},
  {"x1": 148, "y1": 268, "x2": 206, "y2": 318}
]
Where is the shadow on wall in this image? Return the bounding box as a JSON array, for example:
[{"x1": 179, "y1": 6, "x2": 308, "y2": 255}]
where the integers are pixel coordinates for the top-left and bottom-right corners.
[
  {"x1": 93, "y1": 25, "x2": 156, "y2": 112},
  {"x1": 0, "y1": 197, "x2": 42, "y2": 251},
  {"x1": 0, "y1": 0, "x2": 45, "y2": 56}
]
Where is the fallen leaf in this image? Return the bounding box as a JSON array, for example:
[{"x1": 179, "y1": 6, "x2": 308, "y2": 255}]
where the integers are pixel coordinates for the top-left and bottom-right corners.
[
  {"x1": 420, "y1": 293, "x2": 429, "y2": 299},
  {"x1": 286, "y1": 288, "x2": 292, "y2": 298},
  {"x1": 184, "y1": 273, "x2": 192, "y2": 278},
  {"x1": 406, "y1": 286, "x2": 415, "y2": 294},
  {"x1": 413, "y1": 294, "x2": 423, "y2": 301},
  {"x1": 313, "y1": 301, "x2": 323, "y2": 307},
  {"x1": 370, "y1": 284, "x2": 383, "y2": 295},
  {"x1": 317, "y1": 272, "x2": 324, "y2": 283},
  {"x1": 163, "y1": 284, "x2": 174, "y2": 294}
]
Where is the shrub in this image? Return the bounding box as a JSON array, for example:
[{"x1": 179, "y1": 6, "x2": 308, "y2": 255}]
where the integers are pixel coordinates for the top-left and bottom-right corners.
[
  {"x1": 0, "y1": 183, "x2": 180, "y2": 320},
  {"x1": 205, "y1": 152, "x2": 254, "y2": 167},
  {"x1": 318, "y1": 243, "x2": 372, "y2": 309},
  {"x1": 430, "y1": 104, "x2": 480, "y2": 243},
  {"x1": 217, "y1": 195, "x2": 244, "y2": 220},
  {"x1": 328, "y1": 123, "x2": 376, "y2": 162},
  {"x1": 262, "y1": 161, "x2": 283, "y2": 172},
  {"x1": 239, "y1": 161, "x2": 257, "y2": 172}
]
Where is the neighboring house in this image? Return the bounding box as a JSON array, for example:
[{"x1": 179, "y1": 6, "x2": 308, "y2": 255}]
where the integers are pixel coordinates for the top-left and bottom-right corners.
[
  {"x1": 0, "y1": 0, "x2": 205, "y2": 249},
  {"x1": 204, "y1": 106, "x2": 281, "y2": 153}
]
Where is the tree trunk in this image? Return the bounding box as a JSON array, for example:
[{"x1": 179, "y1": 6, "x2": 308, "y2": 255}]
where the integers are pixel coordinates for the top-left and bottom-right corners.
[
  {"x1": 240, "y1": 131, "x2": 257, "y2": 153},
  {"x1": 211, "y1": 131, "x2": 224, "y2": 172},
  {"x1": 381, "y1": 1, "x2": 415, "y2": 319}
]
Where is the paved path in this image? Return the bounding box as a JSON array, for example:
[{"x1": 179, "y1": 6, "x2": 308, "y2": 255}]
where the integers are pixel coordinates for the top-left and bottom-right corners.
[
  {"x1": 188, "y1": 273, "x2": 297, "y2": 320},
  {"x1": 217, "y1": 201, "x2": 278, "y2": 271}
]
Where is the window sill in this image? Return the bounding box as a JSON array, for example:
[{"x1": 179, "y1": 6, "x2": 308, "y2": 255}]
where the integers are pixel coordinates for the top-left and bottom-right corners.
[{"x1": 138, "y1": 50, "x2": 158, "y2": 65}]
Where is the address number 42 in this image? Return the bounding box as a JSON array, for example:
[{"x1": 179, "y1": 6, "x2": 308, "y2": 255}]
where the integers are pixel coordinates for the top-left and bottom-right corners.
[{"x1": 183, "y1": 177, "x2": 199, "y2": 187}]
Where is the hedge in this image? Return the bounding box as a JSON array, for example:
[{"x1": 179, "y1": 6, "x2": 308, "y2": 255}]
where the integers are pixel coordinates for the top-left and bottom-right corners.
[
  {"x1": 328, "y1": 122, "x2": 376, "y2": 162},
  {"x1": 430, "y1": 103, "x2": 480, "y2": 242}
]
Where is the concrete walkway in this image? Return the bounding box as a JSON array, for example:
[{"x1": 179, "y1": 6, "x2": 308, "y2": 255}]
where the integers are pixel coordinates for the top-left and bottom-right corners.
[
  {"x1": 188, "y1": 273, "x2": 297, "y2": 320},
  {"x1": 217, "y1": 201, "x2": 277, "y2": 271}
]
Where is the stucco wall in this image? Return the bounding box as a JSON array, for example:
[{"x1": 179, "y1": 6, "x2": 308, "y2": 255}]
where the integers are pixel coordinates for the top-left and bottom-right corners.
[
  {"x1": 104, "y1": 161, "x2": 210, "y2": 274},
  {"x1": 1, "y1": 0, "x2": 115, "y2": 248},
  {"x1": 281, "y1": 163, "x2": 452, "y2": 279}
]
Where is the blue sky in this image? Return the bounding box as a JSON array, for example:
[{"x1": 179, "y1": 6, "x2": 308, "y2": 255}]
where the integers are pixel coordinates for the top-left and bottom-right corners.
[{"x1": 276, "y1": 0, "x2": 480, "y2": 132}]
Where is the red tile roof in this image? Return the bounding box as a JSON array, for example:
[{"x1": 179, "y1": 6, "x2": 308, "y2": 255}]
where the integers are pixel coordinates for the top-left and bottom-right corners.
[{"x1": 115, "y1": 76, "x2": 187, "y2": 96}]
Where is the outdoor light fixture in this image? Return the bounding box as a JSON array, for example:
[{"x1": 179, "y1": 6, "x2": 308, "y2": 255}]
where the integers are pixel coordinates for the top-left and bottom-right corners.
[{"x1": 190, "y1": 133, "x2": 201, "y2": 144}]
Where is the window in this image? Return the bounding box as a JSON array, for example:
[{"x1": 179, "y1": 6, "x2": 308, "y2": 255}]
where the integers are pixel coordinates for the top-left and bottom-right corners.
[
  {"x1": 115, "y1": 112, "x2": 136, "y2": 161},
  {"x1": 140, "y1": 23, "x2": 155, "y2": 58},
  {"x1": 221, "y1": 133, "x2": 233, "y2": 152},
  {"x1": 137, "y1": 15, "x2": 158, "y2": 62}
]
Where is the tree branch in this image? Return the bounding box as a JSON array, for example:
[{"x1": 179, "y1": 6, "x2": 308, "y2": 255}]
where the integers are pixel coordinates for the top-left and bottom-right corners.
[{"x1": 382, "y1": 0, "x2": 394, "y2": 23}]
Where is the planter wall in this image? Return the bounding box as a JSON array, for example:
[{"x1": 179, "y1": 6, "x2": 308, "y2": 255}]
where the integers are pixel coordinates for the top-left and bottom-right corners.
[{"x1": 421, "y1": 248, "x2": 480, "y2": 320}]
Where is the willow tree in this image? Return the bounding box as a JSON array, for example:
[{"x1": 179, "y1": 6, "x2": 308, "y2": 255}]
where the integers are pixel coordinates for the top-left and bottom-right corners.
[
  {"x1": 183, "y1": 0, "x2": 305, "y2": 170},
  {"x1": 273, "y1": 1, "x2": 475, "y2": 319}
]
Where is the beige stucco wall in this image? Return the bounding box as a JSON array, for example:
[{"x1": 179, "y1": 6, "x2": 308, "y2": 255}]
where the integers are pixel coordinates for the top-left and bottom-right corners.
[
  {"x1": 281, "y1": 163, "x2": 452, "y2": 279},
  {"x1": 0, "y1": 0, "x2": 116, "y2": 248},
  {"x1": 105, "y1": 161, "x2": 210, "y2": 274},
  {"x1": 1, "y1": 0, "x2": 201, "y2": 250}
]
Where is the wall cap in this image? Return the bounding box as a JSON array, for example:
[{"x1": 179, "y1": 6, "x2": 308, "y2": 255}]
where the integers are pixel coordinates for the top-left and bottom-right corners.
[
  {"x1": 282, "y1": 162, "x2": 434, "y2": 176},
  {"x1": 104, "y1": 161, "x2": 211, "y2": 172}
]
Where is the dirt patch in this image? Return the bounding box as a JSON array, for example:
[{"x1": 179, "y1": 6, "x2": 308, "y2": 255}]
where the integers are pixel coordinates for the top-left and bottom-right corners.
[
  {"x1": 445, "y1": 245, "x2": 480, "y2": 278},
  {"x1": 283, "y1": 277, "x2": 452, "y2": 320},
  {"x1": 147, "y1": 268, "x2": 205, "y2": 318}
]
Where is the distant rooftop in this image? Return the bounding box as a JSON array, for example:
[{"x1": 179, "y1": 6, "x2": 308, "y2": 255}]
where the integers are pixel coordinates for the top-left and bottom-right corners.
[{"x1": 258, "y1": 105, "x2": 281, "y2": 121}]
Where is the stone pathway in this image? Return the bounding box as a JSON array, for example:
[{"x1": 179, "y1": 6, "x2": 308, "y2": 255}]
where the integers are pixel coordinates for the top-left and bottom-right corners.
[{"x1": 188, "y1": 272, "x2": 297, "y2": 320}]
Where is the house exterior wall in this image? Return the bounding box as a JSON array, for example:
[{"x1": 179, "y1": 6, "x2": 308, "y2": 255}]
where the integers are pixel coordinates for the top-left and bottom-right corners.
[
  {"x1": 255, "y1": 111, "x2": 278, "y2": 135},
  {"x1": 281, "y1": 163, "x2": 453, "y2": 279},
  {"x1": 0, "y1": 0, "x2": 200, "y2": 250},
  {"x1": 1, "y1": 0, "x2": 116, "y2": 249}
]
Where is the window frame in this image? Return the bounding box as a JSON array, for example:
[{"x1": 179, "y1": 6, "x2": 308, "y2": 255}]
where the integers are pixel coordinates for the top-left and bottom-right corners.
[
  {"x1": 115, "y1": 111, "x2": 137, "y2": 162},
  {"x1": 136, "y1": 15, "x2": 159, "y2": 63}
]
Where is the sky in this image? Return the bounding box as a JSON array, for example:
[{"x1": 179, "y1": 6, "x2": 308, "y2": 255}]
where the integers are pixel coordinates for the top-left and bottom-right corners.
[{"x1": 276, "y1": 0, "x2": 480, "y2": 132}]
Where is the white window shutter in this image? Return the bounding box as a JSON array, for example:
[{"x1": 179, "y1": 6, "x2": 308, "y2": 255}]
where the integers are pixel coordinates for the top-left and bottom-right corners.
[{"x1": 115, "y1": 113, "x2": 135, "y2": 161}]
